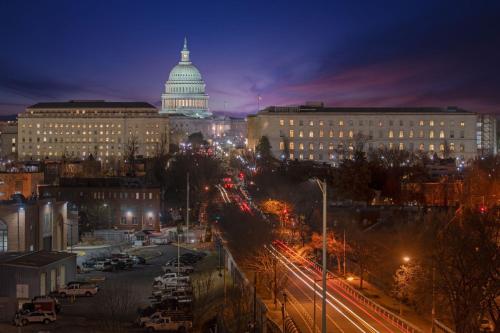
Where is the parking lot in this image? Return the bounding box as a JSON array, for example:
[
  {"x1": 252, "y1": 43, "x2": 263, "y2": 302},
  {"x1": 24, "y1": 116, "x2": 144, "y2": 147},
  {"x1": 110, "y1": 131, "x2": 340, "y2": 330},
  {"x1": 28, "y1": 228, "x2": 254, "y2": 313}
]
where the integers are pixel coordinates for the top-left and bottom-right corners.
[{"x1": 0, "y1": 244, "x2": 206, "y2": 333}]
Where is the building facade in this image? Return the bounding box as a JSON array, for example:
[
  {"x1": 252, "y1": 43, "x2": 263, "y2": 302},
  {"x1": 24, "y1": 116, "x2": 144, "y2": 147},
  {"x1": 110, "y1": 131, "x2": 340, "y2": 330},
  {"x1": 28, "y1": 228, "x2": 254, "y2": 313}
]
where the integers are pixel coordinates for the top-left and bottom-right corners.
[
  {"x1": 160, "y1": 38, "x2": 211, "y2": 118},
  {"x1": 0, "y1": 172, "x2": 44, "y2": 200},
  {"x1": 0, "y1": 121, "x2": 17, "y2": 160},
  {"x1": 39, "y1": 177, "x2": 161, "y2": 232},
  {"x1": 247, "y1": 104, "x2": 484, "y2": 163},
  {"x1": 17, "y1": 100, "x2": 169, "y2": 162},
  {"x1": 0, "y1": 199, "x2": 71, "y2": 253}
]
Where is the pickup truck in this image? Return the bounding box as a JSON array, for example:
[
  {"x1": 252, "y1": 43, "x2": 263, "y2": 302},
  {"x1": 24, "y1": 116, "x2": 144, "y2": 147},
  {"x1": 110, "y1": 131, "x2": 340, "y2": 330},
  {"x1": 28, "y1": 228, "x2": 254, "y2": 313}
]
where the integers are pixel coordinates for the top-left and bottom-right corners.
[
  {"x1": 57, "y1": 283, "x2": 99, "y2": 297},
  {"x1": 144, "y1": 316, "x2": 192, "y2": 332},
  {"x1": 162, "y1": 263, "x2": 194, "y2": 274}
]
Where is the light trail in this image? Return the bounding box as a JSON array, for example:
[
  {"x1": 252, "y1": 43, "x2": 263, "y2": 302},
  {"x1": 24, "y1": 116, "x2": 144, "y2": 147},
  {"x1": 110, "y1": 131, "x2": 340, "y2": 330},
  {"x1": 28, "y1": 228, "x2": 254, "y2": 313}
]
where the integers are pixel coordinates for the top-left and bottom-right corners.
[
  {"x1": 267, "y1": 245, "x2": 378, "y2": 333},
  {"x1": 216, "y1": 184, "x2": 231, "y2": 203},
  {"x1": 274, "y1": 241, "x2": 408, "y2": 333}
]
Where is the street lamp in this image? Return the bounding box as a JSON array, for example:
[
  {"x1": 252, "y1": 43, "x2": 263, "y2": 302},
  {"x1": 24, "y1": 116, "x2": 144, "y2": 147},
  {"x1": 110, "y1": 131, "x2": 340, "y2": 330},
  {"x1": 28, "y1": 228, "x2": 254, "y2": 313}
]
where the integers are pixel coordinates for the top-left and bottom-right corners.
[
  {"x1": 313, "y1": 276, "x2": 334, "y2": 333},
  {"x1": 403, "y1": 256, "x2": 411, "y2": 263},
  {"x1": 17, "y1": 206, "x2": 24, "y2": 251},
  {"x1": 313, "y1": 178, "x2": 328, "y2": 333}
]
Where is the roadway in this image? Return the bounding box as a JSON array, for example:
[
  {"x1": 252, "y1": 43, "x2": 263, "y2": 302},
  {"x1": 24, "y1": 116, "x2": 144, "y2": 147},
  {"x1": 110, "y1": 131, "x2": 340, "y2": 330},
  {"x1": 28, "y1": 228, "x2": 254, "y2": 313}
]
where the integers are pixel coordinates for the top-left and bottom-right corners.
[{"x1": 216, "y1": 179, "x2": 422, "y2": 333}]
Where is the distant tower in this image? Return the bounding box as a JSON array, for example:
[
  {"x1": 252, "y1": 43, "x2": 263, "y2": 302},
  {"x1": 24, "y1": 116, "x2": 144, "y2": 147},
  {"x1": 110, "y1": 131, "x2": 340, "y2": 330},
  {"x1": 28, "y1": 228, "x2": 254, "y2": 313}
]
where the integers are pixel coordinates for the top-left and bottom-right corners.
[{"x1": 160, "y1": 38, "x2": 211, "y2": 118}]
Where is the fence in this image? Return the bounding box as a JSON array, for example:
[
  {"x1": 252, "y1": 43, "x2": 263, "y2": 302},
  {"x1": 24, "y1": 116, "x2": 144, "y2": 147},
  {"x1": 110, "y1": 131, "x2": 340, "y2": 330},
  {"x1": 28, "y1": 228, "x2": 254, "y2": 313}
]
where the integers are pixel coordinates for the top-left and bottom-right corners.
[{"x1": 433, "y1": 320, "x2": 455, "y2": 333}]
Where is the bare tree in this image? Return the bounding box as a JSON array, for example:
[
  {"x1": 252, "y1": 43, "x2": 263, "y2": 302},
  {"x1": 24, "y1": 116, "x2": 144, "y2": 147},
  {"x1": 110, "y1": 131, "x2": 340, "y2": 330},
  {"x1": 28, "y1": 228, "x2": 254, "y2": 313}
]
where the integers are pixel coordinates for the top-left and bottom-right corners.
[
  {"x1": 97, "y1": 282, "x2": 140, "y2": 333},
  {"x1": 125, "y1": 134, "x2": 139, "y2": 176}
]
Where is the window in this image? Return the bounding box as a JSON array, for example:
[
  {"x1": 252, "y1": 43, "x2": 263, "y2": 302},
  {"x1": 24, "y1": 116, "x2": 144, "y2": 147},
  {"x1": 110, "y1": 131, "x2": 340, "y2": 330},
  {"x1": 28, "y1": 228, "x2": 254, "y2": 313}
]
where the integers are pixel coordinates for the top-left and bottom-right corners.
[
  {"x1": 309, "y1": 131, "x2": 314, "y2": 138},
  {"x1": 460, "y1": 121, "x2": 465, "y2": 127},
  {"x1": 430, "y1": 120, "x2": 434, "y2": 126},
  {"x1": 136, "y1": 192, "x2": 140, "y2": 199},
  {"x1": 309, "y1": 143, "x2": 314, "y2": 150},
  {"x1": 289, "y1": 130, "x2": 294, "y2": 138},
  {"x1": 399, "y1": 120, "x2": 404, "y2": 126},
  {"x1": 450, "y1": 142, "x2": 455, "y2": 151},
  {"x1": 0, "y1": 221, "x2": 7, "y2": 252},
  {"x1": 439, "y1": 130, "x2": 445, "y2": 139},
  {"x1": 289, "y1": 153, "x2": 294, "y2": 159},
  {"x1": 378, "y1": 130, "x2": 383, "y2": 138},
  {"x1": 389, "y1": 120, "x2": 394, "y2": 126},
  {"x1": 429, "y1": 144, "x2": 435, "y2": 151},
  {"x1": 419, "y1": 143, "x2": 425, "y2": 151},
  {"x1": 319, "y1": 143, "x2": 324, "y2": 150},
  {"x1": 289, "y1": 119, "x2": 294, "y2": 126},
  {"x1": 440, "y1": 121, "x2": 444, "y2": 126},
  {"x1": 289, "y1": 142, "x2": 294, "y2": 150},
  {"x1": 429, "y1": 130, "x2": 434, "y2": 139},
  {"x1": 319, "y1": 130, "x2": 324, "y2": 138},
  {"x1": 409, "y1": 120, "x2": 414, "y2": 127},
  {"x1": 132, "y1": 217, "x2": 138, "y2": 225},
  {"x1": 329, "y1": 130, "x2": 334, "y2": 138},
  {"x1": 419, "y1": 120, "x2": 424, "y2": 126},
  {"x1": 399, "y1": 130, "x2": 404, "y2": 138},
  {"x1": 309, "y1": 120, "x2": 314, "y2": 126},
  {"x1": 460, "y1": 130, "x2": 465, "y2": 138},
  {"x1": 459, "y1": 144, "x2": 465, "y2": 152},
  {"x1": 450, "y1": 130, "x2": 455, "y2": 138},
  {"x1": 120, "y1": 217, "x2": 127, "y2": 225},
  {"x1": 299, "y1": 143, "x2": 304, "y2": 150},
  {"x1": 339, "y1": 120, "x2": 344, "y2": 126},
  {"x1": 359, "y1": 120, "x2": 364, "y2": 126},
  {"x1": 339, "y1": 131, "x2": 344, "y2": 138},
  {"x1": 419, "y1": 130, "x2": 424, "y2": 138},
  {"x1": 299, "y1": 131, "x2": 303, "y2": 138},
  {"x1": 299, "y1": 120, "x2": 303, "y2": 126},
  {"x1": 279, "y1": 119, "x2": 284, "y2": 126},
  {"x1": 409, "y1": 130, "x2": 414, "y2": 138},
  {"x1": 319, "y1": 120, "x2": 324, "y2": 126},
  {"x1": 329, "y1": 143, "x2": 334, "y2": 150},
  {"x1": 309, "y1": 154, "x2": 314, "y2": 160},
  {"x1": 299, "y1": 154, "x2": 303, "y2": 160},
  {"x1": 349, "y1": 120, "x2": 353, "y2": 126},
  {"x1": 348, "y1": 130, "x2": 353, "y2": 138},
  {"x1": 388, "y1": 130, "x2": 394, "y2": 138},
  {"x1": 378, "y1": 121, "x2": 383, "y2": 127},
  {"x1": 399, "y1": 142, "x2": 404, "y2": 150},
  {"x1": 279, "y1": 142, "x2": 284, "y2": 150},
  {"x1": 439, "y1": 144, "x2": 445, "y2": 152}
]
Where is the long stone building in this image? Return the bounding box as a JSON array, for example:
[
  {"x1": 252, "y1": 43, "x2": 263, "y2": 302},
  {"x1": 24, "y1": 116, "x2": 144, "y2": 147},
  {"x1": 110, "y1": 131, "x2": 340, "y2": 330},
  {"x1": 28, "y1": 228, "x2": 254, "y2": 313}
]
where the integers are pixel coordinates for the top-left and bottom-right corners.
[
  {"x1": 247, "y1": 103, "x2": 496, "y2": 163},
  {"x1": 17, "y1": 100, "x2": 169, "y2": 162}
]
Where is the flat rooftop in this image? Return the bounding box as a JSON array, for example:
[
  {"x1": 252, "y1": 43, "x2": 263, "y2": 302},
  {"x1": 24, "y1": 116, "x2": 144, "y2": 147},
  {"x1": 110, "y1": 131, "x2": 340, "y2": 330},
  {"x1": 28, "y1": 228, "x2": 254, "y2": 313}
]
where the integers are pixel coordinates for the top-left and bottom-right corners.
[
  {"x1": 28, "y1": 100, "x2": 156, "y2": 109},
  {"x1": 0, "y1": 251, "x2": 75, "y2": 267},
  {"x1": 258, "y1": 105, "x2": 475, "y2": 115}
]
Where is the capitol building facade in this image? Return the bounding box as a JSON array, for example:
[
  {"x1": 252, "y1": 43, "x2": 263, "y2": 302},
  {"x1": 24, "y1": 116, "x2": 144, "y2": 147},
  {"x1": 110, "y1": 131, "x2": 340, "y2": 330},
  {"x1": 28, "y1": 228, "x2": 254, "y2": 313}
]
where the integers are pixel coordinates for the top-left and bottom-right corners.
[{"x1": 160, "y1": 38, "x2": 211, "y2": 118}]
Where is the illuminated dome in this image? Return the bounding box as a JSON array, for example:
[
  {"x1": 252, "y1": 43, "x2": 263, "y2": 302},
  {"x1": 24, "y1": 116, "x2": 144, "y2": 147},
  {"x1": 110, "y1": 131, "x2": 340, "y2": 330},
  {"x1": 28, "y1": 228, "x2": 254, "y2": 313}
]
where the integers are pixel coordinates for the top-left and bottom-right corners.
[{"x1": 160, "y1": 38, "x2": 211, "y2": 118}]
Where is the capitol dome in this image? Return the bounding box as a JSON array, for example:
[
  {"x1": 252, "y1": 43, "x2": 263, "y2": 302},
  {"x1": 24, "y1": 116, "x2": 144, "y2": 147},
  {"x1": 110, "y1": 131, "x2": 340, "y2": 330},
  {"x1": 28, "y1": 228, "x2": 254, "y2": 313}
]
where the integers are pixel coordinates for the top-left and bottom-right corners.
[{"x1": 160, "y1": 38, "x2": 211, "y2": 118}]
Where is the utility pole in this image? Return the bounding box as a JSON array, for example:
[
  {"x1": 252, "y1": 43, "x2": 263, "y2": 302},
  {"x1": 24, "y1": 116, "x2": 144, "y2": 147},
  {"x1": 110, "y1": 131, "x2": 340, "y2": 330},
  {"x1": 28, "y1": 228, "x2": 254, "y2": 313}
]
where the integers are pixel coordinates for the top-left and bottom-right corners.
[
  {"x1": 273, "y1": 257, "x2": 277, "y2": 309},
  {"x1": 186, "y1": 172, "x2": 189, "y2": 244},
  {"x1": 253, "y1": 272, "x2": 257, "y2": 332},
  {"x1": 315, "y1": 178, "x2": 328, "y2": 333},
  {"x1": 343, "y1": 229, "x2": 346, "y2": 276}
]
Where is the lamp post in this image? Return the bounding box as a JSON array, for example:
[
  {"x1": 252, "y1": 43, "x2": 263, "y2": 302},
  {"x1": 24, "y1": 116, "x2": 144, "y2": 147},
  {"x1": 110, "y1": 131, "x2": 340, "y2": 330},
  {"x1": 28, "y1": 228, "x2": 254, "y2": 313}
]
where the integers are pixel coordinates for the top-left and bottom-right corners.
[
  {"x1": 17, "y1": 206, "x2": 24, "y2": 251},
  {"x1": 313, "y1": 276, "x2": 334, "y2": 333},
  {"x1": 314, "y1": 178, "x2": 328, "y2": 333},
  {"x1": 186, "y1": 172, "x2": 189, "y2": 243}
]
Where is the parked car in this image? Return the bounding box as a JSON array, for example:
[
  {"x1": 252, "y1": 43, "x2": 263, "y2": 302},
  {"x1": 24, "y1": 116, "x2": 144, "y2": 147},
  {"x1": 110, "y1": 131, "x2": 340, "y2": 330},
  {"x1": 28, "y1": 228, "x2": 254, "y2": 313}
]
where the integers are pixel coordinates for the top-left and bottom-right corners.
[
  {"x1": 57, "y1": 283, "x2": 99, "y2": 297},
  {"x1": 14, "y1": 311, "x2": 56, "y2": 326},
  {"x1": 144, "y1": 316, "x2": 192, "y2": 332},
  {"x1": 30, "y1": 296, "x2": 61, "y2": 313}
]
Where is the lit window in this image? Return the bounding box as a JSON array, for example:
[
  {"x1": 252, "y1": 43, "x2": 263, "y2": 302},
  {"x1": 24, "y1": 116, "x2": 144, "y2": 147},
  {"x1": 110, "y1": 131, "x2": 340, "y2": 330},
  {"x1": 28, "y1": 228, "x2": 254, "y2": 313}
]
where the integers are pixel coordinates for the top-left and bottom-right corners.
[
  {"x1": 430, "y1": 120, "x2": 434, "y2": 126},
  {"x1": 419, "y1": 130, "x2": 424, "y2": 138},
  {"x1": 399, "y1": 130, "x2": 404, "y2": 138},
  {"x1": 459, "y1": 144, "x2": 464, "y2": 152},
  {"x1": 309, "y1": 154, "x2": 314, "y2": 160},
  {"x1": 299, "y1": 154, "x2": 303, "y2": 160},
  {"x1": 329, "y1": 130, "x2": 334, "y2": 138},
  {"x1": 450, "y1": 143, "x2": 455, "y2": 151},
  {"x1": 460, "y1": 121, "x2": 465, "y2": 127},
  {"x1": 399, "y1": 143, "x2": 404, "y2": 150},
  {"x1": 279, "y1": 142, "x2": 284, "y2": 150},
  {"x1": 429, "y1": 130, "x2": 434, "y2": 139},
  {"x1": 409, "y1": 130, "x2": 414, "y2": 138},
  {"x1": 299, "y1": 143, "x2": 304, "y2": 150},
  {"x1": 309, "y1": 131, "x2": 314, "y2": 138},
  {"x1": 388, "y1": 130, "x2": 394, "y2": 138},
  {"x1": 309, "y1": 143, "x2": 314, "y2": 150},
  {"x1": 299, "y1": 131, "x2": 303, "y2": 138},
  {"x1": 289, "y1": 130, "x2": 294, "y2": 138},
  {"x1": 378, "y1": 121, "x2": 383, "y2": 127},
  {"x1": 348, "y1": 130, "x2": 353, "y2": 138},
  {"x1": 319, "y1": 120, "x2": 324, "y2": 126},
  {"x1": 339, "y1": 131, "x2": 344, "y2": 138},
  {"x1": 280, "y1": 119, "x2": 284, "y2": 126},
  {"x1": 319, "y1": 130, "x2": 324, "y2": 138},
  {"x1": 429, "y1": 144, "x2": 435, "y2": 151},
  {"x1": 339, "y1": 120, "x2": 344, "y2": 126},
  {"x1": 329, "y1": 144, "x2": 334, "y2": 150},
  {"x1": 440, "y1": 121, "x2": 444, "y2": 126},
  {"x1": 289, "y1": 142, "x2": 294, "y2": 150},
  {"x1": 319, "y1": 143, "x2": 324, "y2": 150},
  {"x1": 439, "y1": 144, "x2": 445, "y2": 152},
  {"x1": 289, "y1": 119, "x2": 294, "y2": 126},
  {"x1": 289, "y1": 153, "x2": 294, "y2": 159},
  {"x1": 439, "y1": 130, "x2": 445, "y2": 138},
  {"x1": 419, "y1": 120, "x2": 424, "y2": 126},
  {"x1": 309, "y1": 120, "x2": 314, "y2": 126},
  {"x1": 419, "y1": 143, "x2": 425, "y2": 151}
]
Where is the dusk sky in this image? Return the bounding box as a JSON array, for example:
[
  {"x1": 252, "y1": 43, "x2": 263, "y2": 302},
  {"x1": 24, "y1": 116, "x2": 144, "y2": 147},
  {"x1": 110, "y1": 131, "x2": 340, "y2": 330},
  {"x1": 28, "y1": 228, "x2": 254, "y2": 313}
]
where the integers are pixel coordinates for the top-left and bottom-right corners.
[{"x1": 1, "y1": 0, "x2": 499, "y2": 115}]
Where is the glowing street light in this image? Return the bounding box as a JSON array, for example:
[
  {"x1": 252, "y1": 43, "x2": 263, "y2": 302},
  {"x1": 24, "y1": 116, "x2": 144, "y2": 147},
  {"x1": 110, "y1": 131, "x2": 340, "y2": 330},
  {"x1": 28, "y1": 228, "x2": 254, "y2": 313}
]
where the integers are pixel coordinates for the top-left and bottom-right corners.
[{"x1": 403, "y1": 256, "x2": 411, "y2": 263}]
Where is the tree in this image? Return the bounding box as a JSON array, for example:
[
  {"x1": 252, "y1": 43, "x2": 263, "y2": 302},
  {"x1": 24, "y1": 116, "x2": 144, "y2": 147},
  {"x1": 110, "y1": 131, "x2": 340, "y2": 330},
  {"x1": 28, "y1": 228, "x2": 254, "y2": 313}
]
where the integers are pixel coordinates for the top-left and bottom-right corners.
[
  {"x1": 98, "y1": 282, "x2": 140, "y2": 332},
  {"x1": 124, "y1": 134, "x2": 139, "y2": 176},
  {"x1": 309, "y1": 231, "x2": 345, "y2": 274},
  {"x1": 255, "y1": 136, "x2": 275, "y2": 172},
  {"x1": 392, "y1": 261, "x2": 423, "y2": 314},
  {"x1": 335, "y1": 150, "x2": 374, "y2": 204},
  {"x1": 187, "y1": 132, "x2": 207, "y2": 150},
  {"x1": 433, "y1": 209, "x2": 499, "y2": 333}
]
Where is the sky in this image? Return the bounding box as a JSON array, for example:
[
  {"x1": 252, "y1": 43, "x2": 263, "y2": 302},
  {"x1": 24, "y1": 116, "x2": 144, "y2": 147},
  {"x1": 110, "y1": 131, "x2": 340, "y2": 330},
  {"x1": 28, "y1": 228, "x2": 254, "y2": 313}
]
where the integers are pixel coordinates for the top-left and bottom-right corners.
[{"x1": 1, "y1": 0, "x2": 499, "y2": 115}]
